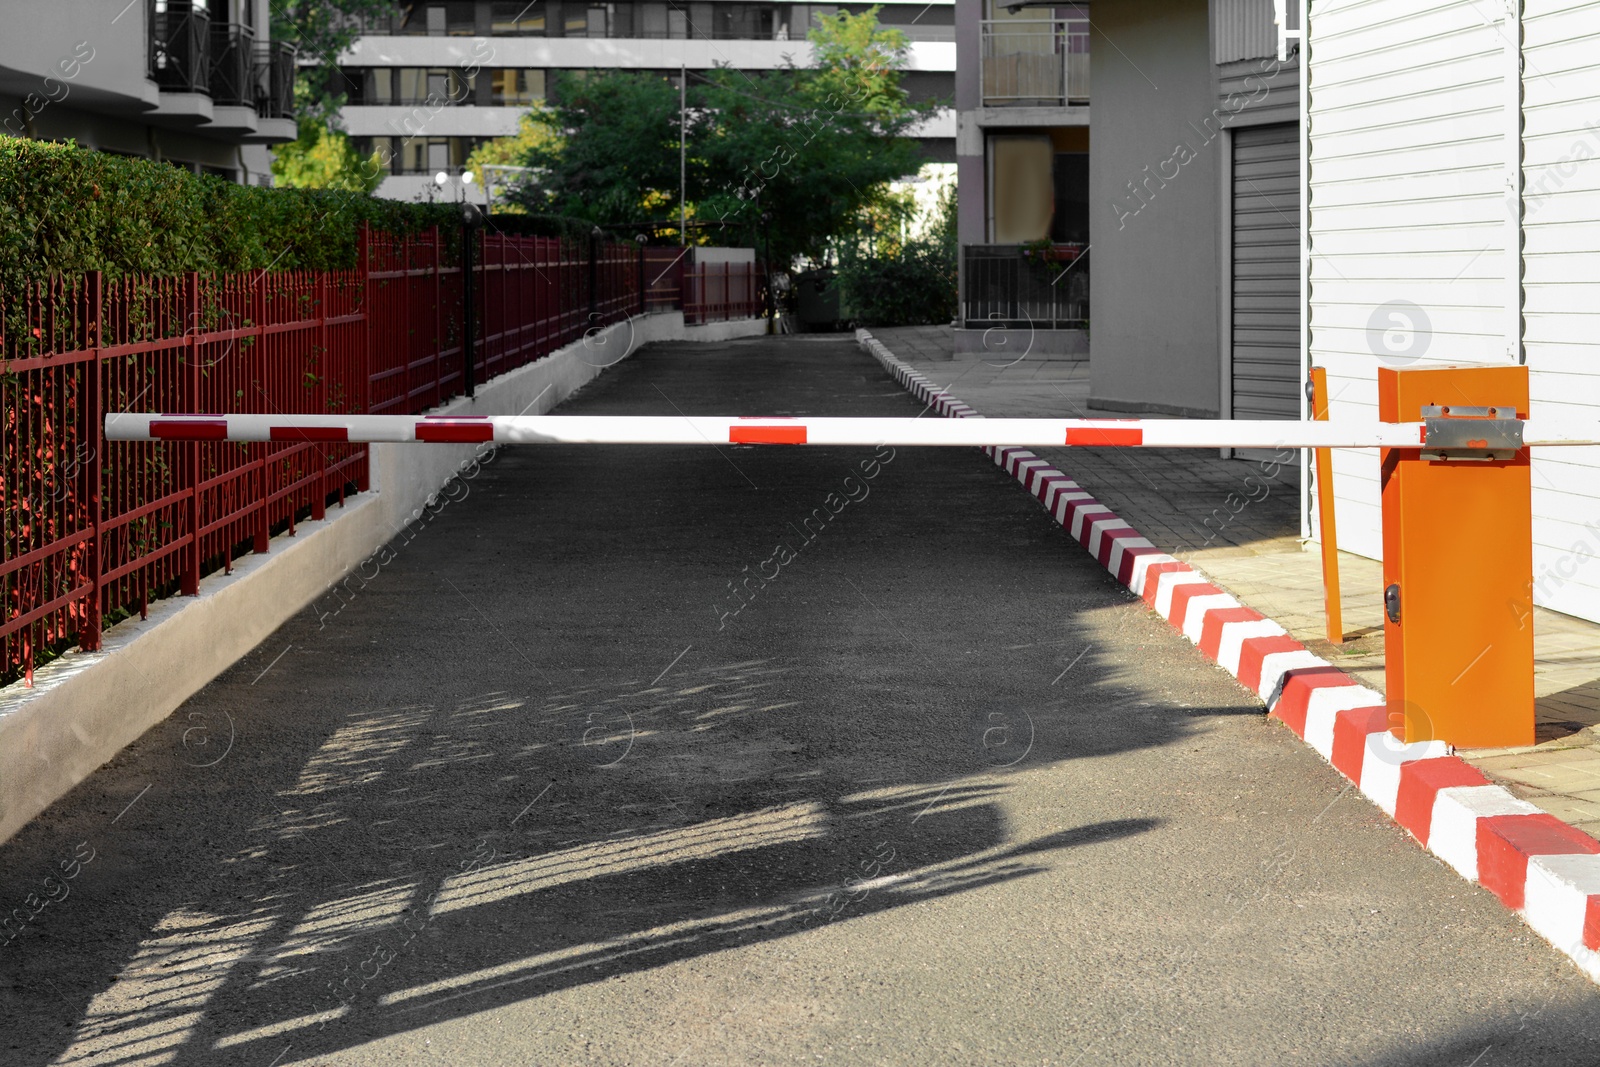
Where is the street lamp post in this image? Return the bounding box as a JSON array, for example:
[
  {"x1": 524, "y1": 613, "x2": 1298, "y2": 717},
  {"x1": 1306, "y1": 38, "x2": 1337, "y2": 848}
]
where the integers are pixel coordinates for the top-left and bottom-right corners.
[
  {"x1": 589, "y1": 225, "x2": 603, "y2": 324},
  {"x1": 437, "y1": 170, "x2": 482, "y2": 398},
  {"x1": 461, "y1": 197, "x2": 482, "y2": 398}
]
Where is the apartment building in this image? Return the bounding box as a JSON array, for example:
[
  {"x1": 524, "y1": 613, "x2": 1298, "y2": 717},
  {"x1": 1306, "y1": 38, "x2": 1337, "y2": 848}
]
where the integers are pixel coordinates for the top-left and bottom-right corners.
[
  {"x1": 953, "y1": 0, "x2": 1300, "y2": 395},
  {"x1": 0, "y1": 0, "x2": 296, "y2": 183},
  {"x1": 329, "y1": 0, "x2": 957, "y2": 202}
]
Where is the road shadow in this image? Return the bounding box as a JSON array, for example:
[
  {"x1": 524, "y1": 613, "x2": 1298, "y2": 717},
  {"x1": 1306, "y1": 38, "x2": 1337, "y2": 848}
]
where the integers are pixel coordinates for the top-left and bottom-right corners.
[{"x1": 0, "y1": 337, "x2": 1297, "y2": 1065}]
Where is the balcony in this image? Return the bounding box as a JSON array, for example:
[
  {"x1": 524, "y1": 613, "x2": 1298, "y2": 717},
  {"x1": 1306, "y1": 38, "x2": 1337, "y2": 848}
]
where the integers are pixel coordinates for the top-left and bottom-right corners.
[
  {"x1": 962, "y1": 244, "x2": 1089, "y2": 330},
  {"x1": 254, "y1": 41, "x2": 296, "y2": 120},
  {"x1": 209, "y1": 22, "x2": 256, "y2": 107},
  {"x1": 146, "y1": 3, "x2": 296, "y2": 130},
  {"x1": 980, "y1": 18, "x2": 1090, "y2": 107},
  {"x1": 149, "y1": 2, "x2": 211, "y2": 95}
]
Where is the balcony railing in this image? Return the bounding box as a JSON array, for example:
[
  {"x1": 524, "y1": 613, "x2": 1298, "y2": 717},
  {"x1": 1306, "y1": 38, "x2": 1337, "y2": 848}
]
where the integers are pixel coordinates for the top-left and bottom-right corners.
[
  {"x1": 209, "y1": 22, "x2": 256, "y2": 106},
  {"x1": 146, "y1": 3, "x2": 296, "y2": 122},
  {"x1": 149, "y1": 2, "x2": 211, "y2": 94},
  {"x1": 254, "y1": 41, "x2": 297, "y2": 119},
  {"x1": 980, "y1": 18, "x2": 1090, "y2": 107},
  {"x1": 962, "y1": 244, "x2": 1089, "y2": 330}
]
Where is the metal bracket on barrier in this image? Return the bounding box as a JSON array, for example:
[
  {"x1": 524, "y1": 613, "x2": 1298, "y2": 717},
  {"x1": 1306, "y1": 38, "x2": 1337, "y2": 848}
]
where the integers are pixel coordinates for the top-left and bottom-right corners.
[{"x1": 1420, "y1": 405, "x2": 1524, "y2": 461}]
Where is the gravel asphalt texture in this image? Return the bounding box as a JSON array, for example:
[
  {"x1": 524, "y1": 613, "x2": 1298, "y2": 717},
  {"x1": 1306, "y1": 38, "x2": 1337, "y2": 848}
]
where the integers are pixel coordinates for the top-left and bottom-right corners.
[{"x1": 3, "y1": 334, "x2": 1600, "y2": 1066}]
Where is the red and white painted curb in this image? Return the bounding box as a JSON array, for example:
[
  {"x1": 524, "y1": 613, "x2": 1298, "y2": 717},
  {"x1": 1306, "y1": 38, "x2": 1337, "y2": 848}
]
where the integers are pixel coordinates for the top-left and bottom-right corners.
[{"x1": 857, "y1": 328, "x2": 1600, "y2": 982}]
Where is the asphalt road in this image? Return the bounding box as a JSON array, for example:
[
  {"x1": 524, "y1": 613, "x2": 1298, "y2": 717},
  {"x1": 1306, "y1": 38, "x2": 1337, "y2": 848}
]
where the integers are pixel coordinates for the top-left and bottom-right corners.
[{"x1": 4, "y1": 334, "x2": 1600, "y2": 1067}]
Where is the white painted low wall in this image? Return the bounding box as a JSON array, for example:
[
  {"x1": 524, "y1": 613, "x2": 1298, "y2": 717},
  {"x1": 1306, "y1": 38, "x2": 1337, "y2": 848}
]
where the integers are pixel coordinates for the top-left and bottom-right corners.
[{"x1": 0, "y1": 311, "x2": 767, "y2": 844}]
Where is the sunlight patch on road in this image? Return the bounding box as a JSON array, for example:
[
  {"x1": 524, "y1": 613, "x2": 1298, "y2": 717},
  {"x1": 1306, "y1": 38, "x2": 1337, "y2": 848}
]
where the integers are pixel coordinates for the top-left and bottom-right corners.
[
  {"x1": 252, "y1": 880, "x2": 417, "y2": 983},
  {"x1": 380, "y1": 905, "x2": 794, "y2": 1010},
  {"x1": 50, "y1": 908, "x2": 273, "y2": 1066},
  {"x1": 428, "y1": 802, "x2": 826, "y2": 918},
  {"x1": 278, "y1": 709, "x2": 431, "y2": 797}
]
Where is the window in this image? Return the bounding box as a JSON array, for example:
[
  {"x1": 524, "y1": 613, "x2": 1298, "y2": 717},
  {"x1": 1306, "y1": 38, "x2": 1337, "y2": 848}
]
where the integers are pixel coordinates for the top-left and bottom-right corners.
[
  {"x1": 385, "y1": 68, "x2": 475, "y2": 104},
  {"x1": 381, "y1": 136, "x2": 482, "y2": 174},
  {"x1": 491, "y1": 1, "x2": 546, "y2": 34},
  {"x1": 667, "y1": 7, "x2": 688, "y2": 37},
  {"x1": 714, "y1": 5, "x2": 775, "y2": 39},
  {"x1": 444, "y1": 0, "x2": 477, "y2": 34},
  {"x1": 640, "y1": 2, "x2": 668, "y2": 36},
  {"x1": 491, "y1": 69, "x2": 546, "y2": 105},
  {"x1": 389, "y1": 2, "x2": 475, "y2": 36}
]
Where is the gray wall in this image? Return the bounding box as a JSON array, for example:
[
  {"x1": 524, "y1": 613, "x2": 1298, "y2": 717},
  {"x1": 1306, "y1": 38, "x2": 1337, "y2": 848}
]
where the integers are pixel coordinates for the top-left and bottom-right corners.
[
  {"x1": 1089, "y1": 0, "x2": 1223, "y2": 417},
  {"x1": 954, "y1": 0, "x2": 984, "y2": 248},
  {"x1": 0, "y1": 1, "x2": 152, "y2": 112}
]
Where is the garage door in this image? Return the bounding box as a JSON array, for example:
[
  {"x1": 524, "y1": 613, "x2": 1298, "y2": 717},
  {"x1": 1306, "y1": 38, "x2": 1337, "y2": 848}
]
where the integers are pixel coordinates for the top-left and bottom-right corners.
[{"x1": 1231, "y1": 122, "x2": 1300, "y2": 420}]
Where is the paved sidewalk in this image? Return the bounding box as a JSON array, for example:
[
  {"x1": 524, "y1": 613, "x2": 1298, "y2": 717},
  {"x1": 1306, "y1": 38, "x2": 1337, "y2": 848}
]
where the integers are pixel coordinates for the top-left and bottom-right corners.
[{"x1": 871, "y1": 326, "x2": 1600, "y2": 840}]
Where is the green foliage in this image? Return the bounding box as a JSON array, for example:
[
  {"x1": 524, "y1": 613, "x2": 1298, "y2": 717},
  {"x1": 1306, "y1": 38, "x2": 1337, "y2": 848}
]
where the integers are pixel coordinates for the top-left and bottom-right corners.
[
  {"x1": 512, "y1": 73, "x2": 682, "y2": 223},
  {"x1": 0, "y1": 138, "x2": 459, "y2": 349},
  {"x1": 268, "y1": 3, "x2": 401, "y2": 189},
  {"x1": 494, "y1": 8, "x2": 939, "y2": 265},
  {"x1": 270, "y1": 1, "x2": 401, "y2": 84},
  {"x1": 466, "y1": 113, "x2": 561, "y2": 214},
  {"x1": 270, "y1": 114, "x2": 385, "y2": 193},
  {"x1": 835, "y1": 184, "x2": 957, "y2": 328}
]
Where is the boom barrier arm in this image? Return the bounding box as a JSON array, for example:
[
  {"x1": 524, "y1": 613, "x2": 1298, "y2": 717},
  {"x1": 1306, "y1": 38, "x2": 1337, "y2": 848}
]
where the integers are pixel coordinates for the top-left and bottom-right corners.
[
  {"x1": 100, "y1": 366, "x2": 1599, "y2": 751},
  {"x1": 102, "y1": 413, "x2": 1599, "y2": 450}
]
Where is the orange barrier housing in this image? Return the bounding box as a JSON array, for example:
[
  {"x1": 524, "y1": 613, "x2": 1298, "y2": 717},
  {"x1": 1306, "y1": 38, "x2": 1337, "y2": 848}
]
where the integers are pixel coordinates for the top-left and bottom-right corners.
[{"x1": 1379, "y1": 365, "x2": 1534, "y2": 748}]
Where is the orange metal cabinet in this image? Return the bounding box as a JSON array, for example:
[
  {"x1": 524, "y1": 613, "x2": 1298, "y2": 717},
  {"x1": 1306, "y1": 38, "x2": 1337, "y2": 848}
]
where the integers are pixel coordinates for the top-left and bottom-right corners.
[{"x1": 1378, "y1": 365, "x2": 1534, "y2": 748}]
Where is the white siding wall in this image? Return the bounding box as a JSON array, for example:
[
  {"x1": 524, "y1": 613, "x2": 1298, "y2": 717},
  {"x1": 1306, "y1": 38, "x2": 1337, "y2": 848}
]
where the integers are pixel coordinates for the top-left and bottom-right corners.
[
  {"x1": 1522, "y1": 0, "x2": 1600, "y2": 621},
  {"x1": 1307, "y1": 0, "x2": 1514, "y2": 562},
  {"x1": 1308, "y1": 0, "x2": 1600, "y2": 623}
]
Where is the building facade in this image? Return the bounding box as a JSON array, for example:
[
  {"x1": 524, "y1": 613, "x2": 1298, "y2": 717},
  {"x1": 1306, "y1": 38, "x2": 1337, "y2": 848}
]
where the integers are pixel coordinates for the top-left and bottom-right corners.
[
  {"x1": 331, "y1": 0, "x2": 957, "y2": 203},
  {"x1": 0, "y1": 0, "x2": 296, "y2": 183},
  {"x1": 953, "y1": 0, "x2": 1301, "y2": 390}
]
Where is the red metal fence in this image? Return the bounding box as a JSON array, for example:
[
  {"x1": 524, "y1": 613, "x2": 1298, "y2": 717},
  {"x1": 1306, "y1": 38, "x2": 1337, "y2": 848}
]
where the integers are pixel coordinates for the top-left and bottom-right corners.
[
  {"x1": 683, "y1": 261, "x2": 766, "y2": 325},
  {"x1": 1, "y1": 225, "x2": 659, "y2": 686}
]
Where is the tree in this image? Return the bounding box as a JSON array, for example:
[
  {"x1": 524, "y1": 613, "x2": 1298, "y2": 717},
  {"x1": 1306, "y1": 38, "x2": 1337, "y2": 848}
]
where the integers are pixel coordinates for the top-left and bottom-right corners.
[
  {"x1": 494, "y1": 8, "x2": 940, "y2": 265},
  {"x1": 269, "y1": 1, "x2": 399, "y2": 190},
  {"x1": 464, "y1": 113, "x2": 561, "y2": 213},
  {"x1": 270, "y1": 77, "x2": 384, "y2": 192}
]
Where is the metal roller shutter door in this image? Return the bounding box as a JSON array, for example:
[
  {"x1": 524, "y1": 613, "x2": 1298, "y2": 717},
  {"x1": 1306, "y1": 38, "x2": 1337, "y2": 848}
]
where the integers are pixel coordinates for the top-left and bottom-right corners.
[{"x1": 1231, "y1": 122, "x2": 1301, "y2": 420}]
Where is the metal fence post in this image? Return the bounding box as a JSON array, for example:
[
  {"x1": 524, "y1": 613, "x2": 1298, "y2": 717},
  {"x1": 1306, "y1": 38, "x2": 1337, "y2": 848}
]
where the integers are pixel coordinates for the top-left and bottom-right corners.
[
  {"x1": 312, "y1": 270, "x2": 329, "y2": 521},
  {"x1": 462, "y1": 212, "x2": 477, "y2": 399},
  {"x1": 79, "y1": 272, "x2": 104, "y2": 652},
  {"x1": 182, "y1": 271, "x2": 201, "y2": 596},
  {"x1": 357, "y1": 222, "x2": 372, "y2": 492},
  {"x1": 432, "y1": 225, "x2": 443, "y2": 408}
]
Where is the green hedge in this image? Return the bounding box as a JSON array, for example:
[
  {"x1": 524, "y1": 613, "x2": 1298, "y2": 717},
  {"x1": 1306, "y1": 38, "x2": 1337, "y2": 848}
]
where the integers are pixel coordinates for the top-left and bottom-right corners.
[
  {"x1": 0, "y1": 138, "x2": 462, "y2": 288},
  {"x1": 835, "y1": 237, "x2": 957, "y2": 329},
  {"x1": 0, "y1": 138, "x2": 609, "y2": 352}
]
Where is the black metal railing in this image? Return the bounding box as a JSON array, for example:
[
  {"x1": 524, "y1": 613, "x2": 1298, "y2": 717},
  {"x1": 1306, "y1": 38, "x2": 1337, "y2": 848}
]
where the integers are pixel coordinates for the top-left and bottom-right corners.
[
  {"x1": 254, "y1": 40, "x2": 296, "y2": 118},
  {"x1": 961, "y1": 243, "x2": 1089, "y2": 329},
  {"x1": 208, "y1": 22, "x2": 256, "y2": 106},
  {"x1": 149, "y1": 1, "x2": 211, "y2": 94}
]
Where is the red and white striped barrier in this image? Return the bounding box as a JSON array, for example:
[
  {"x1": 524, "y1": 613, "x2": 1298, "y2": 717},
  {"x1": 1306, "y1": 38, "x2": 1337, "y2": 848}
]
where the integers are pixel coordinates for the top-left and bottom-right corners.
[{"x1": 98, "y1": 412, "x2": 1600, "y2": 448}]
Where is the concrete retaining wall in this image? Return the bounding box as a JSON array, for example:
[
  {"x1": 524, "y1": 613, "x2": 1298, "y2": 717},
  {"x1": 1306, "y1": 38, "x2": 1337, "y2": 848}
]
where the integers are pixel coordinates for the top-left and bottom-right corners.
[{"x1": 0, "y1": 311, "x2": 767, "y2": 844}]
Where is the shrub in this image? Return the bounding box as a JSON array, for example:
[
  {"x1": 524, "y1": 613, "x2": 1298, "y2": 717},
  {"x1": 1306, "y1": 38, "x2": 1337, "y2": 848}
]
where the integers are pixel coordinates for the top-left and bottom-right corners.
[{"x1": 835, "y1": 235, "x2": 956, "y2": 328}]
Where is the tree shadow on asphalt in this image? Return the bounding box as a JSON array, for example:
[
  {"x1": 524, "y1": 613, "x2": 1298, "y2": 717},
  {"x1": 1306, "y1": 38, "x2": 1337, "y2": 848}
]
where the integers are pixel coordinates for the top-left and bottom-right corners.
[
  {"x1": 0, "y1": 339, "x2": 1277, "y2": 1065},
  {"x1": 0, "y1": 653, "x2": 1189, "y2": 1067},
  {"x1": 1356, "y1": 996, "x2": 1600, "y2": 1066}
]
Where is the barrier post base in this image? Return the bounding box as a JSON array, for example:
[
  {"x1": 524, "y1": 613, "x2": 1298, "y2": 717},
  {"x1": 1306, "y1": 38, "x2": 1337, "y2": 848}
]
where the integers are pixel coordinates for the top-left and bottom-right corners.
[{"x1": 1379, "y1": 365, "x2": 1534, "y2": 748}]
